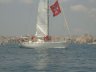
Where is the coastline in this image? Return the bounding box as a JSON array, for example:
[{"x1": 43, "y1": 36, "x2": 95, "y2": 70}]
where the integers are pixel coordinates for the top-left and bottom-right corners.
[{"x1": 0, "y1": 34, "x2": 96, "y2": 45}]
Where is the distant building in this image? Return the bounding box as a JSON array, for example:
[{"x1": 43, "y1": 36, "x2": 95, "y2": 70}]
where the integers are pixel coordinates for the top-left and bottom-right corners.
[{"x1": 75, "y1": 34, "x2": 93, "y2": 44}]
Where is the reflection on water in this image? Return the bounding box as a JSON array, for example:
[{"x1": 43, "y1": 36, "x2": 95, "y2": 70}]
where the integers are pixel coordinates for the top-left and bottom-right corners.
[{"x1": 33, "y1": 48, "x2": 49, "y2": 70}]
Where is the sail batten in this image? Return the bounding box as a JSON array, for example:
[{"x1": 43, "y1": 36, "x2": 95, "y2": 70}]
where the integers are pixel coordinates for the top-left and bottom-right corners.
[{"x1": 35, "y1": 0, "x2": 48, "y2": 37}]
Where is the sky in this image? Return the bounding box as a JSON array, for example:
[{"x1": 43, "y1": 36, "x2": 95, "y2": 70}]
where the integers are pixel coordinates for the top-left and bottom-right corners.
[{"x1": 0, "y1": 0, "x2": 96, "y2": 36}]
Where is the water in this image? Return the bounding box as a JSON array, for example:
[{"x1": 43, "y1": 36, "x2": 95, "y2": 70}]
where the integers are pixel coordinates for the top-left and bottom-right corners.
[{"x1": 0, "y1": 44, "x2": 96, "y2": 72}]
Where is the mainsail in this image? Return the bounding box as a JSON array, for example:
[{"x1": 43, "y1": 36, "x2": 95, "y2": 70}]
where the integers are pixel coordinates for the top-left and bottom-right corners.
[{"x1": 35, "y1": 0, "x2": 48, "y2": 37}]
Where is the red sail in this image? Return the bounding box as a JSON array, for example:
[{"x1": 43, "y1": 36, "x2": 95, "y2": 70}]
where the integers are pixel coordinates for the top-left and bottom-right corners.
[{"x1": 50, "y1": 0, "x2": 61, "y2": 16}]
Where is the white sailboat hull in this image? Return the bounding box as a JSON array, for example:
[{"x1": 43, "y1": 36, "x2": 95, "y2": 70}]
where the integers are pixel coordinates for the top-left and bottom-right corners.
[
  {"x1": 88, "y1": 42, "x2": 96, "y2": 45},
  {"x1": 19, "y1": 41, "x2": 68, "y2": 48}
]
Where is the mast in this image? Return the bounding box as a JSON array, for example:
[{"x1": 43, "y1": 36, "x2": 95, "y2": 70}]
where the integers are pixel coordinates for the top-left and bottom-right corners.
[{"x1": 47, "y1": 0, "x2": 49, "y2": 35}]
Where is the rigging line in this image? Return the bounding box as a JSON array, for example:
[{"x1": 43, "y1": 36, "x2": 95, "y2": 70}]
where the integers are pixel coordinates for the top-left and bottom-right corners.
[
  {"x1": 61, "y1": 6, "x2": 71, "y2": 39},
  {"x1": 47, "y1": 0, "x2": 49, "y2": 35}
]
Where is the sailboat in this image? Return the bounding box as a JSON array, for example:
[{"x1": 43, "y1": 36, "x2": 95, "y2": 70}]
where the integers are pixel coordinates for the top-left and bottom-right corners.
[{"x1": 19, "y1": 0, "x2": 69, "y2": 48}]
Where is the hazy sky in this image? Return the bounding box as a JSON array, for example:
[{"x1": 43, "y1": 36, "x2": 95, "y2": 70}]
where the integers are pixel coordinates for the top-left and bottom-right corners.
[{"x1": 0, "y1": 0, "x2": 96, "y2": 36}]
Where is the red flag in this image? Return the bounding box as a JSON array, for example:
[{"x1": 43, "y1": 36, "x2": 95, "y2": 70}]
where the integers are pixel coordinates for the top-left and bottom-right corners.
[{"x1": 50, "y1": 0, "x2": 61, "y2": 16}]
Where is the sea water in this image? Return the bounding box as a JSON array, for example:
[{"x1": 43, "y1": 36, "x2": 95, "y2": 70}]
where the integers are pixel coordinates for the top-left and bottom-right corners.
[{"x1": 0, "y1": 44, "x2": 96, "y2": 72}]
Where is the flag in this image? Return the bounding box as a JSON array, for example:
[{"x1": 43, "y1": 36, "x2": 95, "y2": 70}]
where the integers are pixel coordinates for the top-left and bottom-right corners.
[
  {"x1": 59, "y1": 0, "x2": 63, "y2": 3},
  {"x1": 59, "y1": 0, "x2": 62, "y2": 2},
  {"x1": 50, "y1": 0, "x2": 61, "y2": 16}
]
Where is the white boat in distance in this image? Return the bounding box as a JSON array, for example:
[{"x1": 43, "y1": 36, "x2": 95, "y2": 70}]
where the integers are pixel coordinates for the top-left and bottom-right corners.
[
  {"x1": 19, "y1": 0, "x2": 70, "y2": 48},
  {"x1": 88, "y1": 42, "x2": 96, "y2": 45}
]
